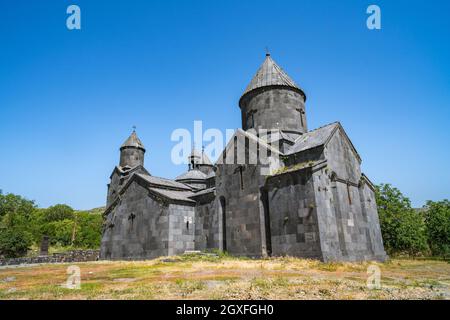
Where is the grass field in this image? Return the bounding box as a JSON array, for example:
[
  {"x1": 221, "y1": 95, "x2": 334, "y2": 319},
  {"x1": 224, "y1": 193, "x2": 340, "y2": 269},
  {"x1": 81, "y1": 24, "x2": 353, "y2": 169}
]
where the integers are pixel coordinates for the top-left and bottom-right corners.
[{"x1": 0, "y1": 254, "x2": 449, "y2": 300}]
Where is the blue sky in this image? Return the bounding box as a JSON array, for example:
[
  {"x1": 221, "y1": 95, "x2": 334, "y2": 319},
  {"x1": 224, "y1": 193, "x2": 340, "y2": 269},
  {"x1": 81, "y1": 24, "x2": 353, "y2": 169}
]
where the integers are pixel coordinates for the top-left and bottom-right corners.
[{"x1": 0, "y1": 0, "x2": 449, "y2": 209}]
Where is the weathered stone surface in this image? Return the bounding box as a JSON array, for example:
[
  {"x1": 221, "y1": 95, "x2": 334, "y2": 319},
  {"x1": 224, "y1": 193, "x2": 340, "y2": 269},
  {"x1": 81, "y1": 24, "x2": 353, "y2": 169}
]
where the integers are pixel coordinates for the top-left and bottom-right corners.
[{"x1": 100, "y1": 54, "x2": 387, "y2": 262}]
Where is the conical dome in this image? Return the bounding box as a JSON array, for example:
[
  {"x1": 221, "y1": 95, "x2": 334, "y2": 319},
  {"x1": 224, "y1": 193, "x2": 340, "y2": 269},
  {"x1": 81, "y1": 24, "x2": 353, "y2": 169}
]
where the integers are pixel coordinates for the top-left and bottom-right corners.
[
  {"x1": 189, "y1": 148, "x2": 212, "y2": 165},
  {"x1": 119, "y1": 130, "x2": 146, "y2": 168},
  {"x1": 239, "y1": 53, "x2": 305, "y2": 108},
  {"x1": 120, "y1": 131, "x2": 145, "y2": 151}
]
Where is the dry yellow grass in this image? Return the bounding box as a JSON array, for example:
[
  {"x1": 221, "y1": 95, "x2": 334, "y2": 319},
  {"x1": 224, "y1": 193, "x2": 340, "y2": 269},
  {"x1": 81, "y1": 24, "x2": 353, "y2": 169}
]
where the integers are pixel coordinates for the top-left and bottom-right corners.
[{"x1": 0, "y1": 255, "x2": 448, "y2": 300}]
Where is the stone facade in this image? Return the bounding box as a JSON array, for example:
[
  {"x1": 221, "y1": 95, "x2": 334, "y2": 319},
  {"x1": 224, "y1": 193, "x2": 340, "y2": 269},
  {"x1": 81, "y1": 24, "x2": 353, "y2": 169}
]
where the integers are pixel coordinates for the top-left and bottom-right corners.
[{"x1": 100, "y1": 53, "x2": 387, "y2": 262}]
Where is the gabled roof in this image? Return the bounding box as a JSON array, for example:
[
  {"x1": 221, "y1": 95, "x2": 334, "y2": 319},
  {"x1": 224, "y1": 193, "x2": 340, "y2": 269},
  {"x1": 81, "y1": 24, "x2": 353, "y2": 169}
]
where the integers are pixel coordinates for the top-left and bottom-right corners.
[
  {"x1": 109, "y1": 164, "x2": 149, "y2": 179},
  {"x1": 120, "y1": 131, "x2": 145, "y2": 151},
  {"x1": 214, "y1": 128, "x2": 282, "y2": 165},
  {"x1": 136, "y1": 173, "x2": 192, "y2": 191},
  {"x1": 286, "y1": 122, "x2": 361, "y2": 163},
  {"x1": 148, "y1": 187, "x2": 196, "y2": 203},
  {"x1": 189, "y1": 187, "x2": 216, "y2": 198},
  {"x1": 175, "y1": 169, "x2": 207, "y2": 181},
  {"x1": 240, "y1": 54, "x2": 305, "y2": 106},
  {"x1": 105, "y1": 172, "x2": 194, "y2": 213},
  {"x1": 287, "y1": 122, "x2": 339, "y2": 154},
  {"x1": 262, "y1": 129, "x2": 296, "y2": 145}
]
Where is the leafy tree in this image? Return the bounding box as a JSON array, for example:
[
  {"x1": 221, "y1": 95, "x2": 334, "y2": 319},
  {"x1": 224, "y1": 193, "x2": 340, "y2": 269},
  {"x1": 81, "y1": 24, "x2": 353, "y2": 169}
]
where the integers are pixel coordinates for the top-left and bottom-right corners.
[
  {"x1": 424, "y1": 200, "x2": 450, "y2": 257},
  {"x1": 39, "y1": 219, "x2": 78, "y2": 246},
  {"x1": 375, "y1": 184, "x2": 429, "y2": 255},
  {"x1": 73, "y1": 212, "x2": 103, "y2": 248},
  {"x1": 42, "y1": 204, "x2": 75, "y2": 222},
  {"x1": 0, "y1": 191, "x2": 103, "y2": 256},
  {"x1": 0, "y1": 227, "x2": 32, "y2": 258},
  {"x1": 29, "y1": 204, "x2": 102, "y2": 248},
  {"x1": 0, "y1": 190, "x2": 36, "y2": 227},
  {"x1": 0, "y1": 191, "x2": 36, "y2": 257}
]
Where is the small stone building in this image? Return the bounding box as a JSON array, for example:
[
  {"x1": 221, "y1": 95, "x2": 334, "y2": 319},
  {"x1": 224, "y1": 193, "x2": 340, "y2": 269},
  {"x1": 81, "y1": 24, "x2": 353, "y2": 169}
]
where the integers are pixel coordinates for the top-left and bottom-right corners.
[{"x1": 100, "y1": 54, "x2": 387, "y2": 262}]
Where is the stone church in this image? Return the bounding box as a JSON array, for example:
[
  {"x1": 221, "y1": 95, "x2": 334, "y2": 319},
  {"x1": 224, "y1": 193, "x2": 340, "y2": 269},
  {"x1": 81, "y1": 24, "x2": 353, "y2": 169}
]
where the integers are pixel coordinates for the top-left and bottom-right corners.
[{"x1": 100, "y1": 54, "x2": 387, "y2": 262}]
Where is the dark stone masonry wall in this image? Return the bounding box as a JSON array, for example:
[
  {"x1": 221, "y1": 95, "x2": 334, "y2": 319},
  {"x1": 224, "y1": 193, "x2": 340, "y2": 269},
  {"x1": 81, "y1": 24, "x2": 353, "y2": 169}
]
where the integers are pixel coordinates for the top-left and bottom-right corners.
[
  {"x1": 215, "y1": 162, "x2": 267, "y2": 257},
  {"x1": 194, "y1": 194, "x2": 219, "y2": 251},
  {"x1": 241, "y1": 87, "x2": 307, "y2": 134},
  {"x1": 0, "y1": 250, "x2": 100, "y2": 266},
  {"x1": 266, "y1": 168, "x2": 322, "y2": 259},
  {"x1": 101, "y1": 180, "x2": 172, "y2": 260}
]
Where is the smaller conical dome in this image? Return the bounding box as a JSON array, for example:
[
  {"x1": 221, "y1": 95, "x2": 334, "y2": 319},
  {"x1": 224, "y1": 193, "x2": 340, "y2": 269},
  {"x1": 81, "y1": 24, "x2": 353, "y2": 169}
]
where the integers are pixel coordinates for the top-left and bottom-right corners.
[
  {"x1": 189, "y1": 148, "x2": 212, "y2": 165},
  {"x1": 120, "y1": 131, "x2": 145, "y2": 151}
]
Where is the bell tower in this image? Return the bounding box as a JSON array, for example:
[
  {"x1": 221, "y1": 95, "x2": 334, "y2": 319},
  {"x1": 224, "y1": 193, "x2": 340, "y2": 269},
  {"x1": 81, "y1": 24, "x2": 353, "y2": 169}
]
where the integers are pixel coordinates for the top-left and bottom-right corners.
[{"x1": 119, "y1": 129, "x2": 145, "y2": 168}]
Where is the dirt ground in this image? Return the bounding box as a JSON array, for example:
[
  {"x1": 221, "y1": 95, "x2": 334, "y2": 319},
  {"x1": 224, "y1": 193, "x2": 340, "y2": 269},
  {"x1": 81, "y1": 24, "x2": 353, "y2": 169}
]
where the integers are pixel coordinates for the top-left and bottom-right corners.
[{"x1": 0, "y1": 255, "x2": 449, "y2": 300}]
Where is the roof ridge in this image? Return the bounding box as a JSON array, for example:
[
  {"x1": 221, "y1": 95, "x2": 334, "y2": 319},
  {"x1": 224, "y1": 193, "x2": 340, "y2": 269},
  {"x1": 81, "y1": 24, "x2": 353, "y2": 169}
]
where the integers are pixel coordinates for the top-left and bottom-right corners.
[
  {"x1": 293, "y1": 121, "x2": 340, "y2": 143},
  {"x1": 310, "y1": 121, "x2": 340, "y2": 132},
  {"x1": 136, "y1": 173, "x2": 193, "y2": 190},
  {"x1": 175, "y1": 169, "x2": 208, "y2": 181}
]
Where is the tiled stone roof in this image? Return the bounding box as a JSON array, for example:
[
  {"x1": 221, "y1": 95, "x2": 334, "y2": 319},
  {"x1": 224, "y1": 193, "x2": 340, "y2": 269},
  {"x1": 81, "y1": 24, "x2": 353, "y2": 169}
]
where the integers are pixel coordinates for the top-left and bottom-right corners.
[
  {"x1": 148, "y1": 187, "x2": 196, "y2": 203},
  {"x1": 175, "y1": 169, "x2": 207, "y2": 181},
  {"x1": 241, "y1": 54, "x2": 301, "y2": 99},
  {"x1": 285, "y1": 122, "x2": 361, "y2": 162},
  {"x1": 136, "y1": 173, "x2": 191, "y2": 190},
  {"x1": 120, "y1": 131, "x2": 145, "y2": 150},
  {"x1": 286, "y1": 122, "x2": 339, "y2": 154},
  {"x1": 189, "y1": 187, "x2": 215, "y2": 198}
]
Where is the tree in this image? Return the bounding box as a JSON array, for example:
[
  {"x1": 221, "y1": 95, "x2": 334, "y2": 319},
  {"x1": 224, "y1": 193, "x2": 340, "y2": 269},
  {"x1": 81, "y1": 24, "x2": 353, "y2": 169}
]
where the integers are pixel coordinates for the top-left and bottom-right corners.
[
  {"x1": 0, "y1": 227, "x2": 32, "y2": 258},
  {"x1": 424, "y1": 200, "x2": 450, "y2": 257},
  {"x1": 73, "y1": 211, "x2": 102, "y2": 248},
  {"x1": 38, "y1": 219, "x2": 78, "y2": 246},
  {"x1": 33, "y1": 204, "x2": 76, "y2": 246},
  {"x1": 42, "y1": 204, "x2": 75, "y2": 222},
  {"x1": 0, "y1": 190, "x2": 36, "y2": 227},
  {"x1": 0, "y1": 191, "x2": 103, "y2": 256},
  {"x1": 375, "y1": 184, "x2": 428, "y2": 255},
  {"x1": 0, "y1": 191, "x2": 36, "y2": 257}
]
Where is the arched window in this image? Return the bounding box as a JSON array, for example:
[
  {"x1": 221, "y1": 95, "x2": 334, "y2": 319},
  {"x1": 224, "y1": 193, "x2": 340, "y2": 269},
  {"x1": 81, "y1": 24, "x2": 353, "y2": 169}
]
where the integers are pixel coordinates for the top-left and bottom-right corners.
[{"x1": 239, "y1": 166, "x2": 244, "y2": 190}]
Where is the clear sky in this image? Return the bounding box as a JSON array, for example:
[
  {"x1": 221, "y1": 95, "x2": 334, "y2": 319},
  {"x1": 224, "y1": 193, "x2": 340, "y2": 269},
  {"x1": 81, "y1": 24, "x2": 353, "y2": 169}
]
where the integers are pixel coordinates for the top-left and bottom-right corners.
[{"x1": 0, "y1": 0, "x2": 449, "y2": 209}]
